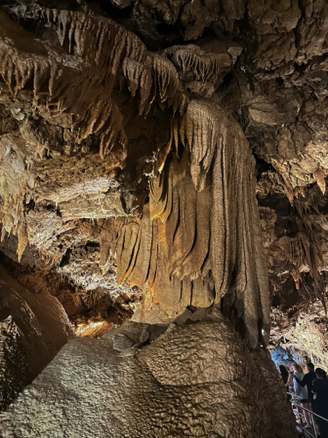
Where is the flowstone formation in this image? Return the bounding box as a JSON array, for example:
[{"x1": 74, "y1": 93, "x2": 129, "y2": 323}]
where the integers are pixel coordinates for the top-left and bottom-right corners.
[
  {"x1": 0, "y1": 309, "x2": 296, "y2": 438},
  {"x1": 0, "y1": 0, "x2": 270, "y2": 348},
  {"x1": 1, "y1": 0, "x2": 328, "y2": 436}
]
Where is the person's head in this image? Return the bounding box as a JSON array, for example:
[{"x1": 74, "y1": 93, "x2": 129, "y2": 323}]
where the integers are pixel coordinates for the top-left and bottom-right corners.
[
  {"x1": 306, "y1": 362, "x2": 315, "y2": 372},
  {"x1": 289, "y1": 363, "x2": 297, "y2": 372},
  {"x1": 291, "y1": 363, "x2": 303, "y2": 373},
  {"x1": 315, "y1": 368, "x2": 327, "y2": 379}
]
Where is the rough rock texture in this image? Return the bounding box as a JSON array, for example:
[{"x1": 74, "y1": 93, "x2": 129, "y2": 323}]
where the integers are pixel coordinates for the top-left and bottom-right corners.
[
  {"x1": 0, "y1": 309, "x2": 297, "y2": 438},
  {"x1": 0, "y1": 263, "x2": 74, "y2": 410},
  {"x1": 113, "y1": 101, "x2": 270, "y2": 348},
  {"x1": 0, "y1": 239, "x2": 141, "y2": 328},
  {"x1": 1, "y1": 0, "x2": 328, "y2": 434},
  {"x1": 0, "y1": 0, "x2": 326, "y2": 336},
  {"x1": 0, "y1": 0, "x2": 270, "y2": 350},
  {"x1": 270, "y1": 301, "x2": 328, "y2": 371}
]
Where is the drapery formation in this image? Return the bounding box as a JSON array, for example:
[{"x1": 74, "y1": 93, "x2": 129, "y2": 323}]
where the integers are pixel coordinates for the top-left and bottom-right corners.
[
  {"x1": 113, "y1": 99, "x2": 270, "y2": 348},
  {"x1": 0, "y1": 2, "x2": 269, "y2": 349}
]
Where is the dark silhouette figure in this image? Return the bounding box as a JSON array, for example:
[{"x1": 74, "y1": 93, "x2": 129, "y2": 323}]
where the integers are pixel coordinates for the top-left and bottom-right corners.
[
  {"x1": 280, "y1": 365, "x2": 291, "y2": 402},
  {"x1": 291, "y1": 363, "x2": 311, "y2": 427},
  {"x1": 312, "y1": 368, "x2": 328, "y2": 438},
  {"x1": 279, "y1": 365, "x2": 289, "y2": 385},
  {"x1": 294, "y1": 362, "x2": 316, "y2": 403}
]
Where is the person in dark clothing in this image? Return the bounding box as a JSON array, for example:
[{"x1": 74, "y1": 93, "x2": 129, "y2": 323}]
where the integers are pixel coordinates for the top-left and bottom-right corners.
[
  {"x1": 279, "y1": 365, "x2": 289, "y2": 385},
  {"x1": 312, "y1": 368, "x2": 328, "y2": 438},
  {"x1": 294, "y1": 362, "x2": 316, "y2": 403}
]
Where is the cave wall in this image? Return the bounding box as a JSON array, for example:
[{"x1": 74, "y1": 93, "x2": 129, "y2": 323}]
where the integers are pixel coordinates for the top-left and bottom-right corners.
[
  {"x1": 0, "y1": 0, "x2": 273, "y2": 349},
  {"x1": 1, "y1": 0, "x2": 328, "y2": 435},
  {"x1": 0, "y1": 263, "x2": 74, "y2": 410},
  {"x1": 0, "y1": 0, "x2": 327, "y2": 322},
  {"x1": 0, "y1": 309, "x2": 297, "y2": 438}
]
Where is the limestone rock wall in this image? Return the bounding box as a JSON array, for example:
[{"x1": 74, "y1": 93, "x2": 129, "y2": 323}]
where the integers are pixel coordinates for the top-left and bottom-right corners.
[
  {"x1": 1, "y1": 0, "x2": 328, "y2": 433},
  {"x1": 0, "y1": 0, "x2": 271, "y2": 350},
  {"x1": 0, "y1": 0, "x2": 327, "y2": 328},
  {"x1": 0, "y1": 0, "x2": 328, "y2": 321},
  {"x1": 0, "y1": 264, "x2": 74, "y2": 411},
  {"x1": 0, "y1": 309, "x2": 297, "y2": 438}
]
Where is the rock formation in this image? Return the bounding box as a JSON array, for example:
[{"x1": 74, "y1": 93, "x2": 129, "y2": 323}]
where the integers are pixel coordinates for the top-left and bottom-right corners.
[
  {"x1": 2, "y1": 0, "x2": 328, "y2": 436},
  {"x1": 0, "y1": 264, "x2": 73, "y2": 411},
  {"x1": 0, "y1": 309, "x2": 296, "y2": 438},
  {"x1": 0, "y1": 0, "x2": 270, "y2": 347}
]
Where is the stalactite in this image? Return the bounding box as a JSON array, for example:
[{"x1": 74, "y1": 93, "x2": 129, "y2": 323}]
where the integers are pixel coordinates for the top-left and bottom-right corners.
[
  {"x1": 314, "y1": 166, "x2": 326, "y2": 194},
  {"x1": 0, "y1": 5, "x2": 271, "y2": 348},
  {"x1": 178, "y1": 100, "x2": 219, "y2": 191},
  {"x1": 126, "y1": 205, "x2": 153, "y2": 286},
  {"x1": 116, "y1": 219, "x2": 140, "y2": 284},
  {"x1": 152, "y1": 55, "x2": 180, "y2": 104},
  {"x1": 122, "y1": 58, "x2": 153, "y2": 115},
  {"x1": 163, "y1": 45, "x2": 232, "y2": 85},
  {"x1": 1, "y1": 5, "x2": 191, "y2": 166},
  {"x1": 49, "y1": 6, "x2": 188, "y2": 115},
  {"x1": 16, "y1": 223, "x2": 28, "y2": 263}
]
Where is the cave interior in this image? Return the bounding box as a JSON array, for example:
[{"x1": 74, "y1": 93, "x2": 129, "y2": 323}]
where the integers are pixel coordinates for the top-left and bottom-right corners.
[{"x1": 1, "y1": 0, "x2": 328, "y2": 437}]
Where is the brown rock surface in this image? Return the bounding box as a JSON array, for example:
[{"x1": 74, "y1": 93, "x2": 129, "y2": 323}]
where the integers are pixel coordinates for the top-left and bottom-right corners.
[
  {"x1": 0, "y1": 0, "x2": 270, "y2": 349},
  {"x1": 0, "y1": 310, "x2": 297, "y2": 438},
  {"x1": 0, "y1": 264, "x2": 74, "y2": 410},
  {"x1": 1, "y1": 0, "x2": 328, "y2": 435}
]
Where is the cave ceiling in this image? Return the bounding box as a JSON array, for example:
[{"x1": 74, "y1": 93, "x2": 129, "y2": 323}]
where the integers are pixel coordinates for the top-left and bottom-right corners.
[{"x1": 1, "y1": 0, "x2": 328, "y2": 348}]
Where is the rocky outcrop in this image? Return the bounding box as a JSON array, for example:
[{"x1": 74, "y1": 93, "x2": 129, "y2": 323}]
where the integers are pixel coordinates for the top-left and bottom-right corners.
[
  {"x1": 112, "y1": 100, "x2": 270, "y2": 348},
  {"x1": 0, "y1": 264, "x2": 74, "y2": 411},
  {"x1": 0, "y1": 0, "x2": 327, "y2": 326},
  {"x1": 0, "y1": 0, "x2": 270, "y2": 350},
  {"x1": 0, "y1": 309, "x2": 297, "y2": 438},
  {"x1": 270, "y1": 301, "x2": 328, "y2": 371},
  {"x1": 2, "y1": 0, "x2": 328, "y2": 433}
]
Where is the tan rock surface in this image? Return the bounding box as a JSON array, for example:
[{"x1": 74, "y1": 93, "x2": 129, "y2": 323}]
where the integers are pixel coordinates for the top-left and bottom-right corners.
[
  {"x1": 2, "y1": 0, "x2": 328, "y2": 434},
  {"x1": 0, "y1": 264, "x2": 74, "y2": 410},
  {"x1": 1, "y1": 310, "x2": 296, "y2": 438}
]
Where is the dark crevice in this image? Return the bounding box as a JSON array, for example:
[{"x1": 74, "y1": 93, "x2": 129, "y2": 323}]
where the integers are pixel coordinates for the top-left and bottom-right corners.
[
  {"x1": 258, "y1": 193, "x2": 292, "y2": 217},
  {"x1": 59, "y1": 249, "x2": 71, "y2": 267},
  {"x1": 255, "y1": 157, "x2": 274, "y2": 179},
  {"x1": 85, "y1": 0, "x2": 133, "y2": 19}
]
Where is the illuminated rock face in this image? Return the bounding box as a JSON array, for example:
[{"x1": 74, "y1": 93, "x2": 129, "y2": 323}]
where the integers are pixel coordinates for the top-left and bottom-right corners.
[
  {"x1": 0, "y1": 1, "x2": 269, "y2": 349},
  {"x1": 114, "y1": 101, "x2": 270, "y2": 349},
  {"x1": 0, "y1": 311, "x2": 297, "y2": 438},
  {"x1": 1, "y1": 0, "x2": 328, "y2": 436}
]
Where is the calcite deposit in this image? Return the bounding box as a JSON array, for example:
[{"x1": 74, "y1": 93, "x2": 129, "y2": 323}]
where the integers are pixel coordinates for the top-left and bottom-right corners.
[
  {"x1": 1, "y1": 0, "x2": 328, "y2": 436},
  {"x1": 0, "y1": 309, "x2": 296, "y2": 438},
  {"x1": 0, "y1": 0, "x2": 270, "y2": 349},
  {"x1": 0, "y1": 264, "x2": 74, "y2": 411}
]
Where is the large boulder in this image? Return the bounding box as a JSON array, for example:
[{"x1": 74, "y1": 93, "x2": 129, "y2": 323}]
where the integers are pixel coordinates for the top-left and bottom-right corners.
[
  {"x1": 0, "y1": 308, "x2": 296, "y2": 438},
  {"x1": 0, "y1": 264, "x2": 74, "y2": 411}
]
